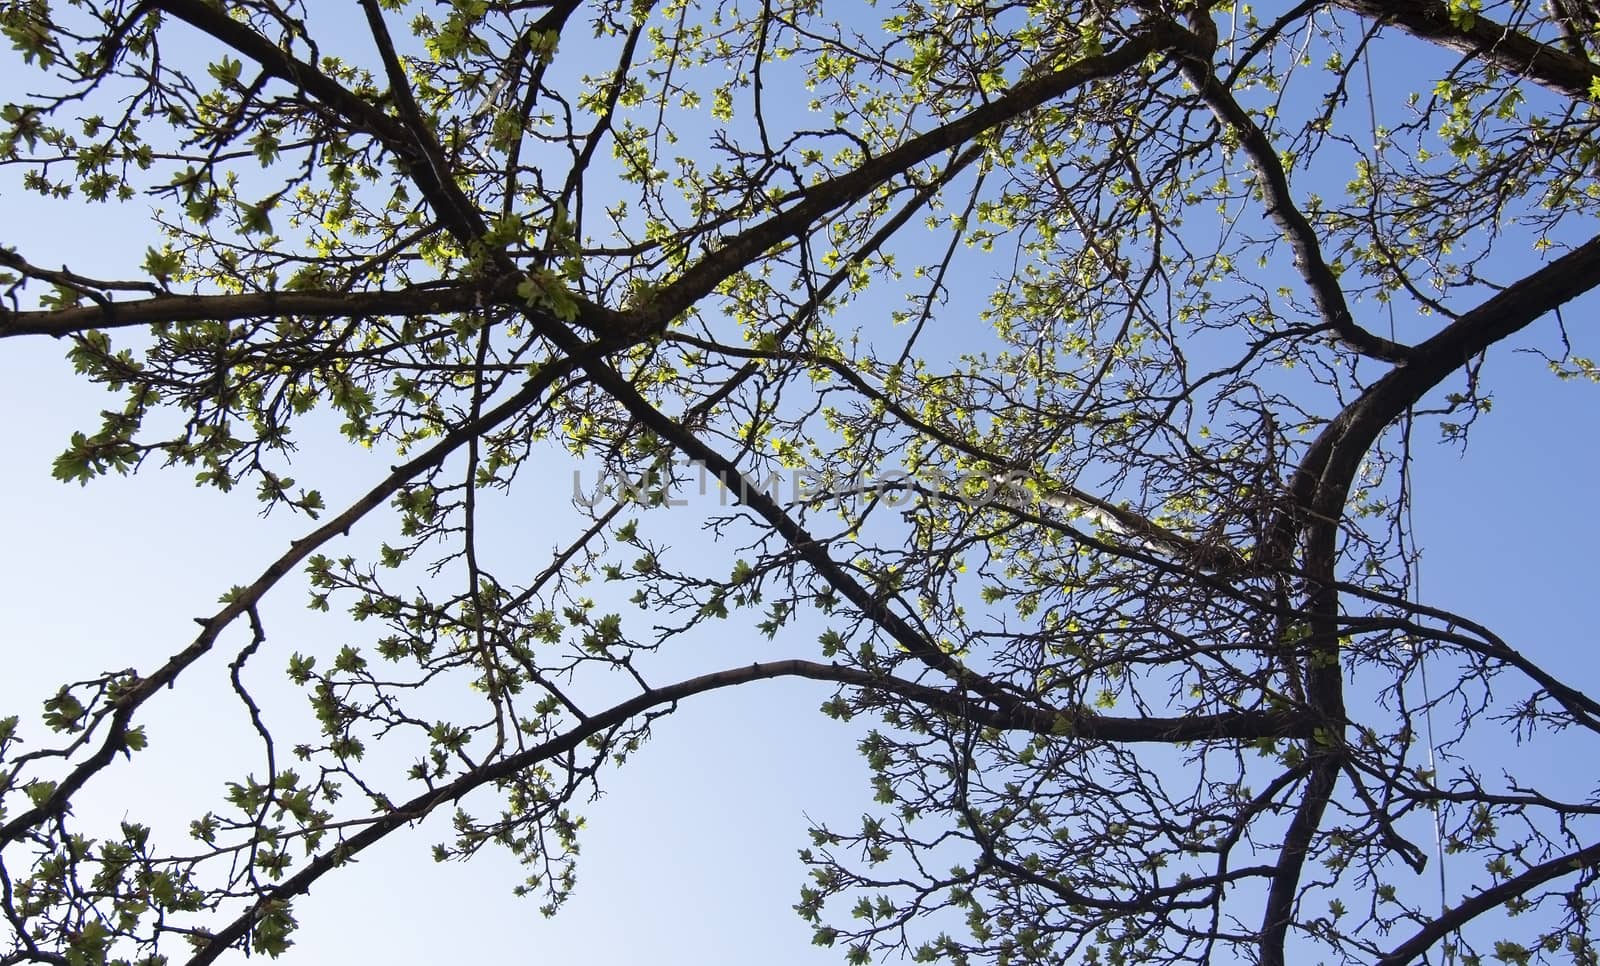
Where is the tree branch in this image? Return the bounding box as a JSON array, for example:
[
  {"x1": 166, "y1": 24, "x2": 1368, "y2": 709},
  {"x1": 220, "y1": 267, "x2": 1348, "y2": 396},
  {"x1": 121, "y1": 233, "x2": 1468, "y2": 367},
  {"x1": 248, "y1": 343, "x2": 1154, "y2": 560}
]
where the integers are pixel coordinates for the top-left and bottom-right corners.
[
  {"x1": 1179, "y1": 34, "x2": 1415, "y2": 363},
  {"x1": 1254, "y1": 233, "x2": 1600, "y2": 966},
  {"x1": 627, "y1": 19, "x2": 1185, "y2": 335},
  {"x1": 1376, "y1": 837, "x2": 1600, "y2": 966},
  {"x1": 180, "y1": 658, "x2": 1308, "y2": 965},
  {"x1": 1334, "y1": 0, "x2": 1600, "y2": 102},
  {"x1": 153, "y1": 0, "x2": 491, "y2": 246},
  {"x1": 355, "y1": 0, "x2": 487, "y2": 241},
  {"x1": 1299, "y1": 233, "x2": 1600, "y2": 525},
  {"x1": 0, "y1": 346, "x2": 586, "y2": 849},
  {"x1": 0, "y1": 282, "x2": 519, "y2": 339}
]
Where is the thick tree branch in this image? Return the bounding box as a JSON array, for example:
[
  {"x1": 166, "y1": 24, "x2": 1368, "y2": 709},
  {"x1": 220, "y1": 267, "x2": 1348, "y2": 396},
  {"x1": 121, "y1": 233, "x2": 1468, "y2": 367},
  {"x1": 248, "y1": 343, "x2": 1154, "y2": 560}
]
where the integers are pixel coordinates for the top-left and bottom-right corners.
[
  {"x1": 1265, "y1": 233, "x2": 1600, "y2": 579},
  {"x1": 1376, "y1": 837, "x2": 1600, "y2": 966},
  {"x1": 355, "y1": 0, "x2": 487, "y2": 241},
  {"x1": 1179, "y1": 36, "x2": 1415, "y2": 363},
  {"x1": 1334, "y1": 0, "x2": 1600, "y2": 101},
  {"x1": 1298, "y1": 233, "x2": 1600, "y2": 524},
  {"x1": 1254, "y1": 235, "x2": 1600, "y2": 966},
  {"x1": 152, "y1": 0, "x2": 492, "y2": 246},
  {"x1": 1259, "y1": 759, "x2": 1340, "y2": 966},
  {"x1": 627, "y1": 19, "x2": 1185, "y2": 335},
  {"x1": 180, "y1": 657, "x2": 1307, "y2": 965},
  {"x1": 0, "y1": 282, "x2": 519, "y2": 339}
]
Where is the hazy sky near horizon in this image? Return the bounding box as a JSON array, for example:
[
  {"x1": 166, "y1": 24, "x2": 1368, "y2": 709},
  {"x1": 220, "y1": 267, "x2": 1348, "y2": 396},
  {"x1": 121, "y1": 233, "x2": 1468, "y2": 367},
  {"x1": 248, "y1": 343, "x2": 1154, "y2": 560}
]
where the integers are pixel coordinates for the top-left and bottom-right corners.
[{"x1": 2, "y1": 4, "x2": 1598, "y2": 965}]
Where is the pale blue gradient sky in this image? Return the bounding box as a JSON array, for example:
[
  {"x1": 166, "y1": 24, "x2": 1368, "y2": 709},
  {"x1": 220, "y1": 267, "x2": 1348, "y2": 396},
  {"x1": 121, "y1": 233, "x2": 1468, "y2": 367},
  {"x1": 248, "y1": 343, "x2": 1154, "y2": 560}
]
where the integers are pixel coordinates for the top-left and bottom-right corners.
[
  {"x1": 3, "y1": 6, "x2": 1599, "y2": 965},
  {"x1": 0, "y1": 324, "x2": 875, "y2": 964}
]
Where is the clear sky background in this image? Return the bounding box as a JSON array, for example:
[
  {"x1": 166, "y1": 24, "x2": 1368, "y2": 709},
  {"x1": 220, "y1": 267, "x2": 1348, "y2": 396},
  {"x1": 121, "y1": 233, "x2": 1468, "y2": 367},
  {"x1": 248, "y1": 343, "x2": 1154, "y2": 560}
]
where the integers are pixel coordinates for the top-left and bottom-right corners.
[
  {"x1": 2, "y1": 4, "x2": 1598, "y2": 964},
  {"x1": 0, "y1": 314, "x2": 876, "y2": 964}
]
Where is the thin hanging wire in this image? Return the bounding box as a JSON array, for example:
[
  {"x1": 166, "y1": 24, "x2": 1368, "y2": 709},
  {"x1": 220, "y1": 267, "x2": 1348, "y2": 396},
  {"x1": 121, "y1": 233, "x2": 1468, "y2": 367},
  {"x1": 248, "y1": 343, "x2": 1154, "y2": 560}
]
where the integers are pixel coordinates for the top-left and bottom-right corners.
[{"x1": 1364, "y1": 45, "x2": 1453, "y2": 964}]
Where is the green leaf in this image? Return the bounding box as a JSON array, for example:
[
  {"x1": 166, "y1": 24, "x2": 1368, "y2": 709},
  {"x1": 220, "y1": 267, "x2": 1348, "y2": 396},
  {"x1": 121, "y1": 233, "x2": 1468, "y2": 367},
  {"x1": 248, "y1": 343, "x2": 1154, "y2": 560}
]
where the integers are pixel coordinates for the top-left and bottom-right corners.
[
  {"x1": 141, "y1": 246, "x2": 182, "y2": 282},
  {"x1": 122, "y1": 725, "x2": 148, "y2": 753},
  {"x1": 42, "y1": 689, "x2": 86, "y2": 732},
  {"x1": 24, "y1": 779, "x2": 57, "y2": 806},
  {"x1": 208, "y1": 56, "x2": 243, "y2": 86}
]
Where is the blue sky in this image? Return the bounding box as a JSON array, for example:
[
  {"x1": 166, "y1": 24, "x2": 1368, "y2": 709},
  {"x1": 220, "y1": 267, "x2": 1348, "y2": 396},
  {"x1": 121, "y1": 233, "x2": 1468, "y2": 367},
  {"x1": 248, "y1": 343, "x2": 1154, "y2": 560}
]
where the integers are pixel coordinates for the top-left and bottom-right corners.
[
  {"x1": 0, "y1": 167, "x2": 876, "y2": 963},
  {"x1": 0, "y1": 321, "x2": 876, "y2": 963},
  {"x1": 3, "y1": 3, "x2": 1599, "y2": 964}
]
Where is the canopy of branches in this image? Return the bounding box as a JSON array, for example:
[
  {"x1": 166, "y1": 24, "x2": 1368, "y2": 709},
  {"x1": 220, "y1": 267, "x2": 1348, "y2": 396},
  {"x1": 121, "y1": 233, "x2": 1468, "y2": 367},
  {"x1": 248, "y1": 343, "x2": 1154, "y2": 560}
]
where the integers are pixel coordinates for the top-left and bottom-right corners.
[{"x1": 2, "y1": 1, "x2": 1599, "y2": 964}]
